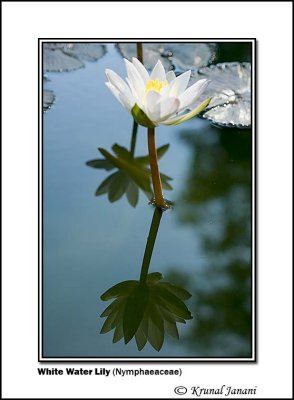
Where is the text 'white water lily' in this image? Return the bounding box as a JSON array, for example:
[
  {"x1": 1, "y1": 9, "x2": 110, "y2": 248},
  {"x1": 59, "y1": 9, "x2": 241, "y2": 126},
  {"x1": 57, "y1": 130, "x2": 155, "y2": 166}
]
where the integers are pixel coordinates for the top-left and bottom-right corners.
[{"x1": 105, "y1": 58, "x2": 211, "y2": 127}]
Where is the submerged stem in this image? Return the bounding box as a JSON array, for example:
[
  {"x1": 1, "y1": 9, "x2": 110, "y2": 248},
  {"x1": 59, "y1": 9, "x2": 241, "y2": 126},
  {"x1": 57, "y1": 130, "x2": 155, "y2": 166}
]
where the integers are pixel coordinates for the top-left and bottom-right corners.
[
  {"x1": 148, "y1": 127, "x2": 166, "y2": 208},
  {"x1": 130, "y1": 120, "x2": 138, "y2": 157},
  {"x1": 139, "y1": 207, "x2": 163, "y2": 284}
]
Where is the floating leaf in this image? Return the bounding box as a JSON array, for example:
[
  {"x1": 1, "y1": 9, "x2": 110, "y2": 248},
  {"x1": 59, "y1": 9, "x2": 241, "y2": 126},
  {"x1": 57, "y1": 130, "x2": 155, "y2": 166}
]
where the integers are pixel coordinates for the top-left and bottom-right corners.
[
  {"x1": 117, "y1": 43, "x2": 217, "y2": 72},
  {"x1": 43, "y1": 43, "x2": 106, "y2": 72},
  {"x1": 43, "y1": 89, "x2": 55, "y2": 112},
  {"x1": 164, "y1": 43, "x2": 218, "y2": 71},
  {"x1": 43, "y1": 45, "x2": 83, "y2": 72},
  {"x1": 191, "y1": 62, "x2": 251, "y2": 128},
  {"x1": 60, "y1": 43, "x2": 106, "y2": 62}
]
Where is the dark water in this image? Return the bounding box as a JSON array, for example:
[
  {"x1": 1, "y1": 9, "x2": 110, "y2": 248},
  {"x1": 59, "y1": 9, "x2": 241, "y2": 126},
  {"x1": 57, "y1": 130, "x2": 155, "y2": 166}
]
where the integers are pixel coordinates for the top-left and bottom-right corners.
[{"x1": 43, "y1": 43, "x2": 252, "y2": 358}]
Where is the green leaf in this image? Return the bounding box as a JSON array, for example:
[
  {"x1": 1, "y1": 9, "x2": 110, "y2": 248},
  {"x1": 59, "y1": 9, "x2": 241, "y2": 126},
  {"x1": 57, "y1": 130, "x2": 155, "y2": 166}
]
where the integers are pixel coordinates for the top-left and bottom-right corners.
[
  {"x1": 131, "y1": 104, "x2": 156, "y2": 128},
  {"x1": 126, "y1": 180, "x2": 139, "y2": 207},
  {"x1": 158, "y1": 282, "x2": 192, "y2": 300},
  {"x1": 86, "y1": 159, "x2": 114, "y2": 171},
  {"x1": 123, "y1": 285, "x2": 149, "y2": 344},
  {"x1": 101, "y1": 280, "x2": 138, "y2": 301},
  {"x1": 95, "y1": 172, "x2": 119, "y2": 196}
]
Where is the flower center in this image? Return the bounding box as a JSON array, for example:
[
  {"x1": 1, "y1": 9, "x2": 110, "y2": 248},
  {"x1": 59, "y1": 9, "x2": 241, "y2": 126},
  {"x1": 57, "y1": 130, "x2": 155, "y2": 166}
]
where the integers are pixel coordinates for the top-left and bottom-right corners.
[{"x1": 145, "y1": 79, "x2": 168, "y2": 94}]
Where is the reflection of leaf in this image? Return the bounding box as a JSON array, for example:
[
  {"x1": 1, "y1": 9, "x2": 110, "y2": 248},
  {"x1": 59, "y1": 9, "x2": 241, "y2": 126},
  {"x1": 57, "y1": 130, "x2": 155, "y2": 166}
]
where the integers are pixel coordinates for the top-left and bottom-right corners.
[
  {"x1": 86, "y1": 144, "x2": 172, "y2": 207},
  {"x1": 86, "y1": 158, "x2": 114, "y2": 171},
  {"x1": 126, "y1": 180, "x2": 139, "y2": 207},
  {"x1": 136, "y1": 144, "x2": 170, "y2": 164},
  {"x1": 123, "y1": 285, "x2": 149, "y2": 344},
  {"x1": 100, "y1": 272, "x2": 192, "y2": 351}
]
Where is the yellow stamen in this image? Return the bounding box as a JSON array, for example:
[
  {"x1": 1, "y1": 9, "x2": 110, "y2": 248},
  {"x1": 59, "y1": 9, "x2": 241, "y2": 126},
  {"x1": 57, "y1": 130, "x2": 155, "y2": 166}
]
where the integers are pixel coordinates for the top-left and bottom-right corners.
[{"x1": 145, "y1": 79, "x2": 168, "y2": 94}]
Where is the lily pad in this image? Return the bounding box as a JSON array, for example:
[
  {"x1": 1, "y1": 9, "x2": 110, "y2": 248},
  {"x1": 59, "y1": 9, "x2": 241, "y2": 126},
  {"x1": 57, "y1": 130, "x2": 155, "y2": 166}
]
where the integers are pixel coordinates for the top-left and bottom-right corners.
[
  {"x1": 191, "y1": 62, "x2": 251, "y2": 128},
  {"x1": 162, "y1": 43, "x2": 218, "y2": 71},
  {"x1": 117, "y1": 42, "x2": 217, "y2": 72},
  {"x1": 43, "y1": 43, "x2": 106, "y2": 72},
  {"x1": 43, "y1": 89, "x2": 55, "y2": 112}
]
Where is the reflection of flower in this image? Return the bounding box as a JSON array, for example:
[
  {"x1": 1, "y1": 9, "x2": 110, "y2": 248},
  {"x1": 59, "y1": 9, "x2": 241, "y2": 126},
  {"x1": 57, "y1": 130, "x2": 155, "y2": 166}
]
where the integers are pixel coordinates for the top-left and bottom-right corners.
[
  {"x1": 105, "y1": 57, "x2": 211, "y2": 127},
  {"x1": 86, "y1": 143, "x2": 172, "y2": 207},
  {"x1": 100, "y1": 272, "x2": 192, "y2": 351}
]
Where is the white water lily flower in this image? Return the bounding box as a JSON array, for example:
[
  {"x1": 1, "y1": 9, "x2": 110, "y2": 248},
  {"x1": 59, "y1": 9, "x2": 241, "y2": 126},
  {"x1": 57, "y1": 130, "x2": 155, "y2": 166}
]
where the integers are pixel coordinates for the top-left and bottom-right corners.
[{"x1": 105, "y1": 57, "x2": 211, "y2": 127}]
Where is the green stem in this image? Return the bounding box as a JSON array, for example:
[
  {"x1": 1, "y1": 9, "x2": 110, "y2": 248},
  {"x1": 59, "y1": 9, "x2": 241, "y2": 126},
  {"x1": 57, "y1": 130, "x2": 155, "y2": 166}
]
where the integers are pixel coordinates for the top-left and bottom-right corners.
[
  {"x1": 148, "y1": 127, "x2": 166, "y2": 208},
  {"x1": 136, "y1": 43, "x2": 143, "y2": 63},
  {"x1": 129, "y1": 120, "x2": 138, "y2": 158},
  {"x1": 139, "y1": 207, "x2": 163, "y2": 284}
]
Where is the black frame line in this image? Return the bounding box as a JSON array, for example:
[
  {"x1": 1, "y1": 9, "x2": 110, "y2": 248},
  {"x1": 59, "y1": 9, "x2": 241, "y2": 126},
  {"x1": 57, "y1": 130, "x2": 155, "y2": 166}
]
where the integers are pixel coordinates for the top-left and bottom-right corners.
[{"x1": 38, "y1": 38, "x2": 257, "y2": 363}]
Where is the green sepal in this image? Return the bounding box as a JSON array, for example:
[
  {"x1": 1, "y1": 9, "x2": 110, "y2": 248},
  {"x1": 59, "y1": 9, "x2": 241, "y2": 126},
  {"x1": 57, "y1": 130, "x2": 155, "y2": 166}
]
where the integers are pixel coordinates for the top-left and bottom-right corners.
[
  {"x1": 163, "y1": 97, "x2": 212, "y2": 126},
  {"x1": 131, "y1": 104, "x2": 156, "y2": 128}
]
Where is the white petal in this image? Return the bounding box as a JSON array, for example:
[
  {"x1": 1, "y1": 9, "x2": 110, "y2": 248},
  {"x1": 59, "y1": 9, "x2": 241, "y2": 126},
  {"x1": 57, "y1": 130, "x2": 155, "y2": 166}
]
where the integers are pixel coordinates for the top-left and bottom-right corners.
[
  {"x1": 126, "y1": 77, "x2": 143, "y2": 107},
  {"x1": 124, "y1": 58, "x2": 145, "y2": 99},
  {"x1": 162, "y1": 97, "x2": 211, "y2": 126},
  {"x1": 105, "y1": 82, "x2": 134, "y2": 112},
  {"x1": 105, "y1": 69, "x2": 132, "y2": 97},
  {"x1": 144, "y1": 90, "x2": 162, "y2": 121},
  {"x1": 132, "y1": 57, "x2": 149, "y2": 84},
  {"x1": 166, "y1": 70, "x2": 176, "y2": 83},
  {"x1": 178, "y1": 79, "x2": 210, "y2": 111},
  {"x1": 150, "y1": 60, "x2": 166, "y2": 81},
  {"x1": 168, "y1": 70, "x2": 191, "y2": 97},
  {"x1": 158, "y1": 97, "x2": 180, "y2": 122}
]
